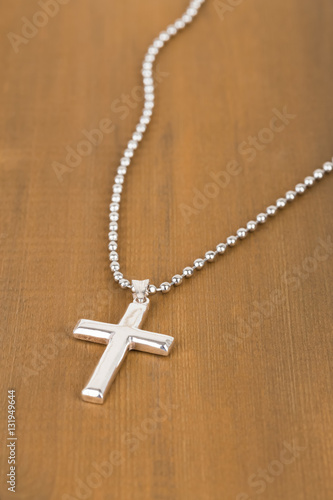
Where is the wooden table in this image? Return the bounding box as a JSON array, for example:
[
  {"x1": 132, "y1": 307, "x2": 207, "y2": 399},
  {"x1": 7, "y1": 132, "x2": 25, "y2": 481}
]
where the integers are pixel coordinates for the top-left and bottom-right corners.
[{"x1": 0, "y1": 0, "x2": 332, "y2": 498}]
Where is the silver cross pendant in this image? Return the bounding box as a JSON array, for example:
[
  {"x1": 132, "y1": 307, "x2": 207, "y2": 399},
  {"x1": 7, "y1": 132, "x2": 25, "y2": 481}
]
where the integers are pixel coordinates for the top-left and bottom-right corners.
[{"x1": 73, "y1": 280, "x2": 174, "y2": 404}]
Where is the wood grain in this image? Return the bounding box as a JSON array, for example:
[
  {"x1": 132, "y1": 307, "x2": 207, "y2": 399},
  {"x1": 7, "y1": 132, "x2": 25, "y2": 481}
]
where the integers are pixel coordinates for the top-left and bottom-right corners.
[{"x1": 0, "y1": 0, "x2": 332, "y2": 499}]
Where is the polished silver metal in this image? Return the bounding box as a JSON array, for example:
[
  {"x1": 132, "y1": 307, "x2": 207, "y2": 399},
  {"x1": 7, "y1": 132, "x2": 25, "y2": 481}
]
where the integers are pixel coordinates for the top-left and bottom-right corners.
[
  {"x1": 132, "y1": 279, "x2": 149, "y2": 303},
  {"x1": 73, "y1": 290, "x2": 174, "y2": 404}
]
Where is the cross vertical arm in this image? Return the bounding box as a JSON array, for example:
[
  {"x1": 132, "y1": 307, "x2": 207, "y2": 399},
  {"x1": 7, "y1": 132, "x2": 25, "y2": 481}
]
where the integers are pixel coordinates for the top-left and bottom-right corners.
[{"x1": 81, "y1": 332, "x2": 130, "y2": 404}]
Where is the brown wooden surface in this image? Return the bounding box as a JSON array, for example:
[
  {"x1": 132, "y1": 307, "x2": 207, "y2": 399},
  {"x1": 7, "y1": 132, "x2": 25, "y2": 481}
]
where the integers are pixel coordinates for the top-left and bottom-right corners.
[{"x1": 0, "y1": 0, "x2": 333, "y2": 499}]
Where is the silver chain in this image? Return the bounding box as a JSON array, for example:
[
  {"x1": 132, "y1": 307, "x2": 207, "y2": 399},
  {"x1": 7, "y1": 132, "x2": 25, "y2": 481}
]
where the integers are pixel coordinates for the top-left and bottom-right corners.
[{"x1": 108, "y1": 0, "x2": 332, "y2": 295}]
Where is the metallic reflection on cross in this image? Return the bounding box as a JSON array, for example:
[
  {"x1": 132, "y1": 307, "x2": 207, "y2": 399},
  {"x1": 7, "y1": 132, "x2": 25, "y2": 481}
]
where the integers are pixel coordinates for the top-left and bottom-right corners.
[{"x1": 73, "y1": 298, "x2": 174, "y2": 404}]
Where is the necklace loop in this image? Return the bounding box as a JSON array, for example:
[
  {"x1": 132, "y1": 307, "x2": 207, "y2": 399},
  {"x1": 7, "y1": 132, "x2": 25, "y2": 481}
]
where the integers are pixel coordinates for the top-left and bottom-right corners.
[
  {"x1": 132, "y1": 279, "x2": 150, "y2": 303},
  {"x1": 108, "y1": 0, "x2": 333, "y2": 296}
]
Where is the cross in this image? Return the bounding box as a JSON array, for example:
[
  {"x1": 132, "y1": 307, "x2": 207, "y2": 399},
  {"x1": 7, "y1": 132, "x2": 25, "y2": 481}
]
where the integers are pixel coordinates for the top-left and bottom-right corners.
[{"x1": 73, "y1": 283, "x2": 174, "y2": 404}]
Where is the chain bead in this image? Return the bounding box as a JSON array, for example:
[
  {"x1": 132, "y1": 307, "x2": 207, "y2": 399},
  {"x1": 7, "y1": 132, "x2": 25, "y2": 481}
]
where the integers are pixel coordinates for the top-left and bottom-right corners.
[
  {"x1": 295, "y1": 183, "x2": 306, "y2": 194},
  {"x1": 120, "y1": 157, "x2": 130, "y2": 167},
  {"x1": 276, "y1": 198, "x2": 287, "y2": 208},
  {"x1": 256, "y1": 213, "x2": 267, "y2": 224},
  {"x1": 109, "y1": 212, "x2": 119, "y2": 222},
  {"x1": 160, "y1": 31, "x2": 170, "y2": 42},
  {"x1": 183, "y1": 267, "x2": 194, "y2": 278},
  {"x1": 111, "y1": 194, "x2": 121, "y2": 203},
  {"x1": 236, "y1": 228, "x2": 247, "y2": 239},
  {"x1": 153, "y1": 39, "x2": 164, "y2": 49},
  {"x1": 266, "y1": 205, "x2": 277, "y2": 216},
  {"x1": 187, "y1": 8, "x2": 198, "y2": 16},
  {"x1": 205, "y1": 251, "x2": 215, "y2": 262},
  {"x1": 109, "y1": 251, "x2": 118, "y2": 261},
  {"x1": 172, "y1": 274, "x2": 183, "y2": 286},
  {"x1": 136, "y1": 123, "x2": 146, "y2": 133},
  {"x1": 148, "y1": 46, "x2": 159, "y2": 55},
  {"x1": 142, "y1": 69, "x2": 152, "y2": 78},
  {"x1": 175, "y1": 19, "x2": 186, "y2": 29},
  {"x1": 323, "y1": 161, "x2": 333, "y2": 173},
  {"x1": 314, "y1": 169, "x2": 325, "y2": 180},
  {"x1": 110, "y1": 261, "x2": 120, "y2": 272},
  {"x1": 194, "y1": 258, "x2": 205, "y2": 269},
  {"x1": 304, "y1": 176, "x2": 315, "y2": 187},
  {"x1": 144, "y1": 85, "x2": 154, "y2": 94},
  {"x1": 145, "y1": 54, "x2": 155, "y2": 63},
  {"x1": 119, "y1": 278, "x2": 130, "y2": 289},
  {"x1": 109, "y1": 222, "x2": 118, "y2": 231},
  {"x1": 117, "y1": 166, "x2": 127, "y2": 175},
  {"x1": 113, "y1": 272, "x2": 123, "y2": 282},
  {"x1": 108, "y1": 231, "x2": 118, "y2": 241},
  {"x1": 247, "y1": 221, "x2": 257, "y2": 232},
  {"x1": 148, "y1": 284, "x2": 157, "y2": 295},
  {"x1": 108, "y1": 242, "x2": 117, "y2": 251},
  {"x1": 114, "y1": 175, "x2": 124, "y2": 184},
  {"x1": 128, "y1": 140, "x2": 138, "y2": 150},
  {"x1": 124, "y1": 149, "x2": 134, "y2": 158},
  {"x1": 286, "y1": 190, "x2": 297, "y2": 202},
  {"x1": 160, "y1": 282, "x2": 171, "y2": 293},
  {"x1": 110, "y1": 203, "x2": 119, "y2": 212},
  {"x1": 182, "y1": 14, "x2": 193, "y2": 24},
  {"x1": 167, "y1": 25, "x2": 177, "y2": 36},
  {"x1": 227, "y1": 236, "x2": 237, "y2": 246},
  {"x1": 216, "y1": 243, "x2": 227, "y2": 254},
  {"x1": 140, "y1": 116, "x2": 150, "y2": 125},
  {"x1": 143, "y1": 108, "x2": 153, "y2": 117}
]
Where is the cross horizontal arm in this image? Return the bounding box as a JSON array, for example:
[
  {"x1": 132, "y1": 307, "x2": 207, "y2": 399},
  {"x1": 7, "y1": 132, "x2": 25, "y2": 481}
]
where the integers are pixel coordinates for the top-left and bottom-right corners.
[
  {"x1": 129, "y1": 328, "x2": 174, "y2": 356},
  {"x1": 73, "y1": 319, "x2": 117, "y2": 344}
]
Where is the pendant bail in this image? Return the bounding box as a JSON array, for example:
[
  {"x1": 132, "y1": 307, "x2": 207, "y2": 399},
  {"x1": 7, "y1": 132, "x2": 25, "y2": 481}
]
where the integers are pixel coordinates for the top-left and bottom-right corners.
[{"x1": 132, "y1": 279, "x2": 149, "y2": 303}]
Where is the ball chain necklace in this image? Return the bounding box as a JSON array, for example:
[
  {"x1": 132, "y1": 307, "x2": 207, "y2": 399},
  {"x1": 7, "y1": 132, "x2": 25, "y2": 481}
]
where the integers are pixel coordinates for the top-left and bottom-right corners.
[{"x1": 73, "y1": 0, "x2": 332, "y2": 404}]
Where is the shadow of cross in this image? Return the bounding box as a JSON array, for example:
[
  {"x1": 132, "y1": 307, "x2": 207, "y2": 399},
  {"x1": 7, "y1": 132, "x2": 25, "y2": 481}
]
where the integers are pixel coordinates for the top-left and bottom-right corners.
[{"x1": 73, "y1": 299, "x2": 174, "y2": 404}]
